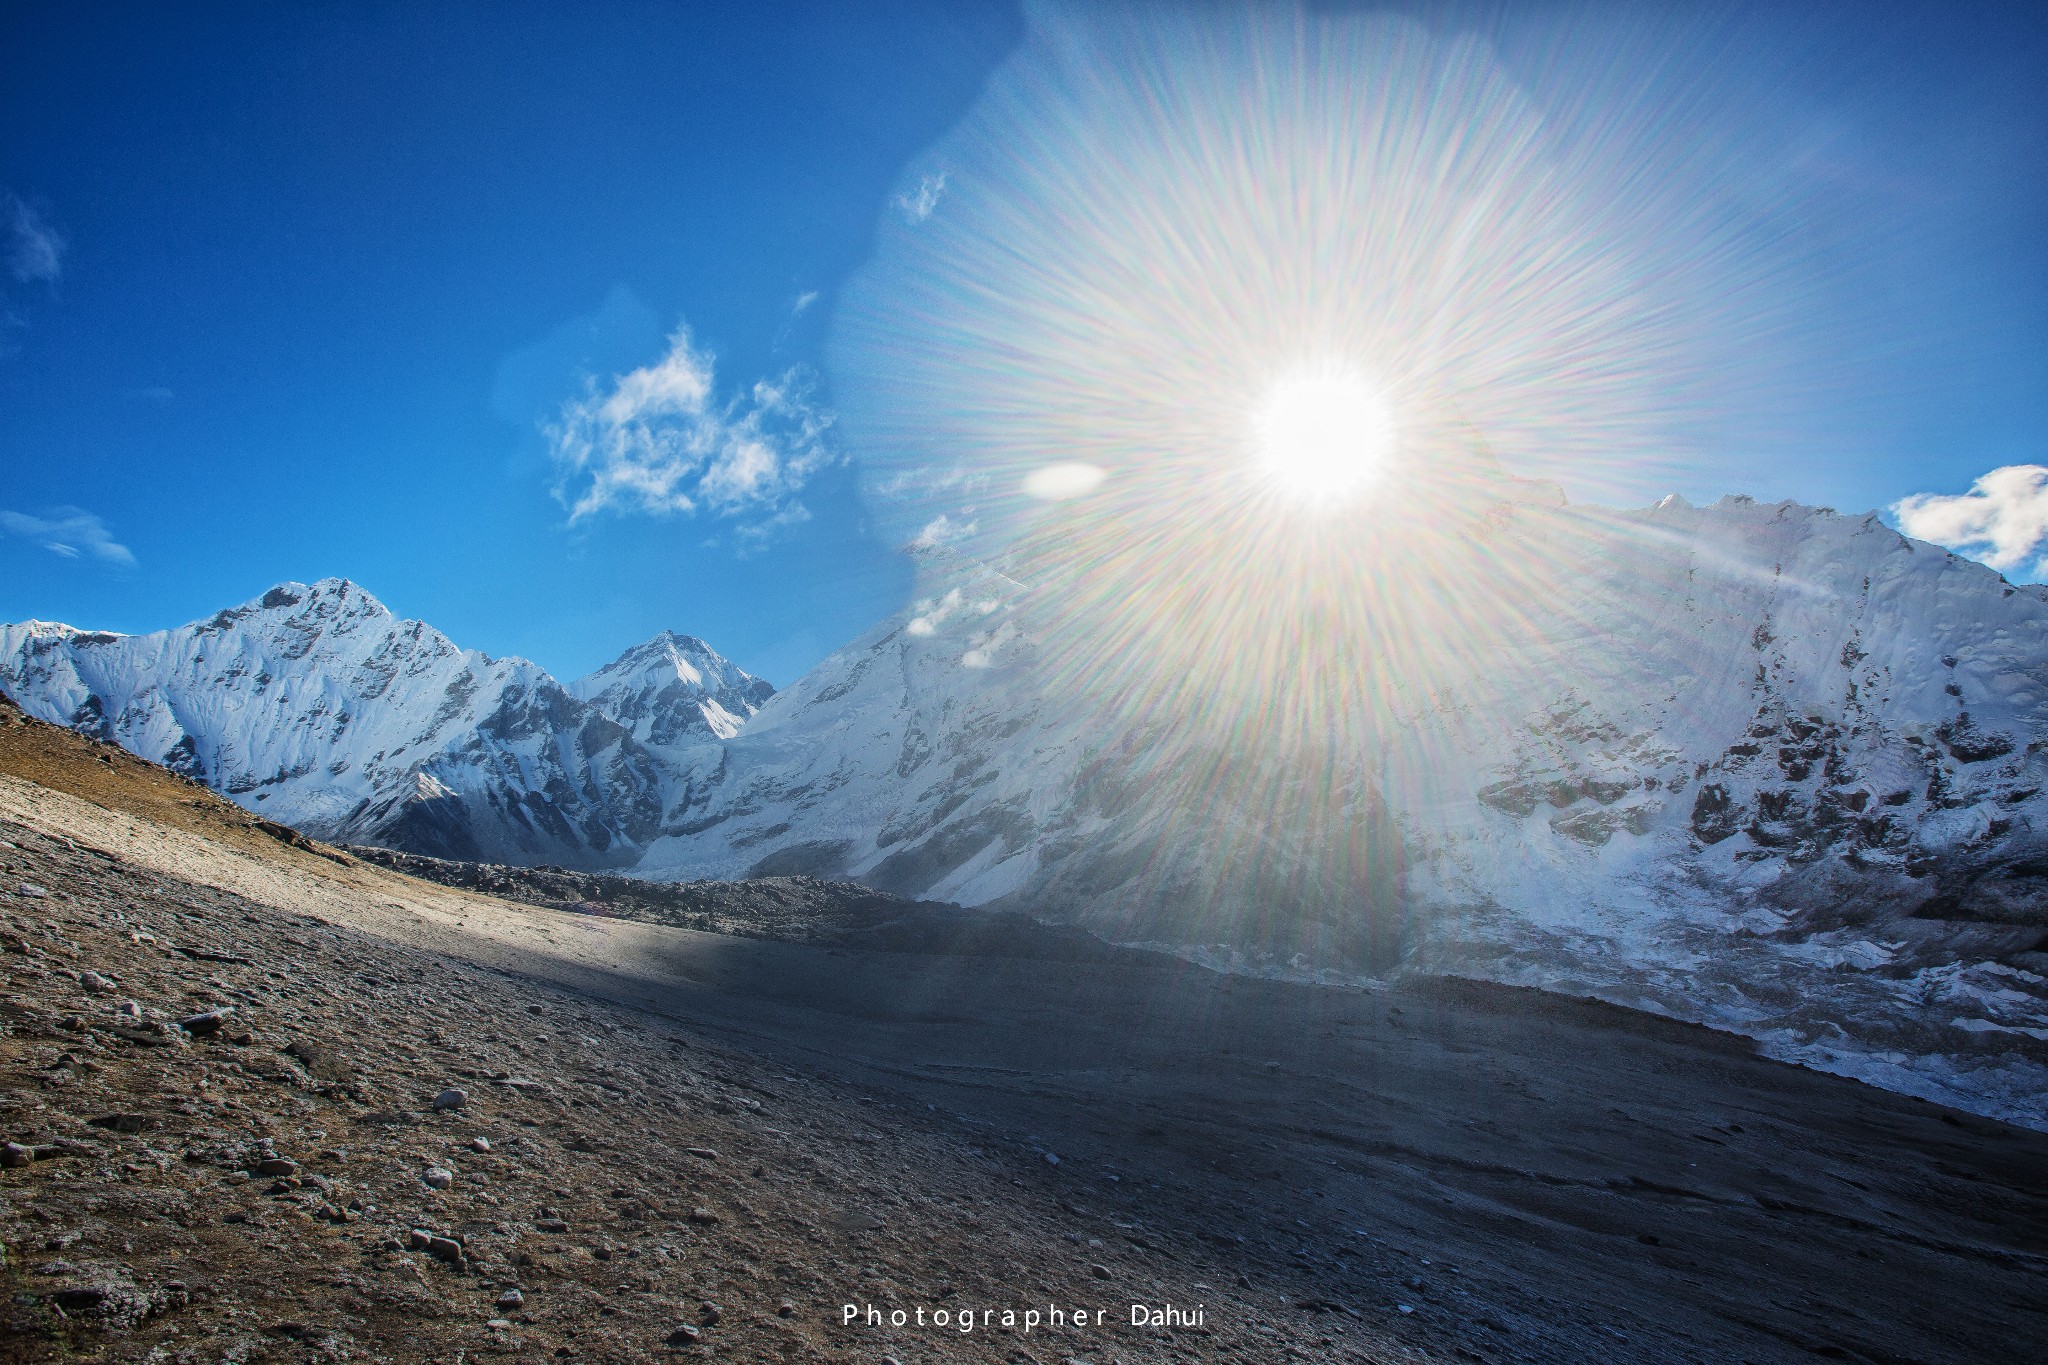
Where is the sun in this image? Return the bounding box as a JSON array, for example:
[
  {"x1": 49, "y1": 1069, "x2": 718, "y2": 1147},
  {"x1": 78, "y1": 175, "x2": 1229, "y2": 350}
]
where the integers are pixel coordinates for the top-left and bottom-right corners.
[{"x1": 1249, "y1": 369, "x2": 1396, "y2": 505}]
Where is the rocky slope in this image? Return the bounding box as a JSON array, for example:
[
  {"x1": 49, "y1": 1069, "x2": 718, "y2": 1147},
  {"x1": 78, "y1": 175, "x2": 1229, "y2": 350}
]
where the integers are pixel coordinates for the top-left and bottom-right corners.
[
  {"x1": 0, "y1": 811, "x2": 1278, "y2": 1364},
  {"x1": 0, "y1": 580, "x2": 768, "y2": 870}
]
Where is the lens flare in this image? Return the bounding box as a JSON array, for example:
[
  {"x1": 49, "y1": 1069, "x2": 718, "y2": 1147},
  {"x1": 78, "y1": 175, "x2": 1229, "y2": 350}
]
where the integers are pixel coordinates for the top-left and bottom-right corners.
[
  {"x1": 1250, "y1": 369, "x2": 1395, "y2": 505},
  {"x1": 819, "y1": 3, "x2": 1845, "y2": 950}
]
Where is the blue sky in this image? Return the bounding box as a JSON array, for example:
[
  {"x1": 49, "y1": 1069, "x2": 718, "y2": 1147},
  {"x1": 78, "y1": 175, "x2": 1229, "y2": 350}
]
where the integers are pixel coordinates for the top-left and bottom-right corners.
[{"x1": 2, "y1": 1, "x2": 2043, "y2": 683}]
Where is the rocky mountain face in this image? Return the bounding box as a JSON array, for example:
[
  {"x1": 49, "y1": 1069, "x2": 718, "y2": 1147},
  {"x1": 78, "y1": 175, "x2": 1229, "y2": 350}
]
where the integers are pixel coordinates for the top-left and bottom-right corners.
[
  {"x1": 0, "y1": 579, "x2": 770, "y2": 868},
  {"x1": 635, "y1": 493, "x2": 2048, "y2": 1126}
]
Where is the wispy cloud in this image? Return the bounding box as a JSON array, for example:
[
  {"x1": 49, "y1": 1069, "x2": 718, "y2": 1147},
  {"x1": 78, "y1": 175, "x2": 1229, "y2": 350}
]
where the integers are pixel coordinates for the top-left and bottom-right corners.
[
  {"x1": 791, "y1": 290, "x2": 819, "y2": 316},
  {"x1": 0, "y1": 507, "x2": 135, "y2": 566},
  {"x1": 910, "y1": 512, "x2": 978, "y2": 549},
  {"x1": 547, "y1": 323, "x2": 836, "y2": 537},
  {"x1": 4, "y1": 193, "x2": 64, "y2": 285},
  {"x1": 894, "y1": 171, "x2": 948, "y2": 225},
  {"x1": 1893, "y1": 465, "x2": 2048, "y2": 577}
]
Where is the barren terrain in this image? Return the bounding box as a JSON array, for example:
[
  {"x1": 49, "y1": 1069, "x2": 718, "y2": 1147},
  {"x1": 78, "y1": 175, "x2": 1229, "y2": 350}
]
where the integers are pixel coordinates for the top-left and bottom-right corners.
[{"x1": 1, "y1": 698, "x2": 2043, "y2": 1363}]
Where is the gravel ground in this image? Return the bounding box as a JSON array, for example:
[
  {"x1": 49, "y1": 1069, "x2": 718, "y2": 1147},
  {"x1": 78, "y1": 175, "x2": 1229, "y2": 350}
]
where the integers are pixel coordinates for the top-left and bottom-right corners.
[{"x1": 0, "y1": 813, "x2": 1341, "y2": 1364}]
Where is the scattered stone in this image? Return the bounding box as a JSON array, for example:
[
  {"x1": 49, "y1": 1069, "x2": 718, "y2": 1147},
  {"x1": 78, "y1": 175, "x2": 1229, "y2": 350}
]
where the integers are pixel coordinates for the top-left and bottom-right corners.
[
  {"x1": 1043, "y1": 1150, "x2": 1061, "y2": 1166},
  {"x1": 177, "y1": 1009, "x2": 230, "y2": 1036},
  {"x1": 496, "y1": 1287, "x2": 525, "y2": 1311},
  {"x1": 253, "y1": 1157, "x2": 298, "y2": 1178},
  {"x1": 432, "y1": 1087, "x2": 468, "y2": 1110},
  {"x1": 173, "y1": 945, "x2": 252, "y2": 965},
  {"x1": 17, "y1": 882, "x2": 46, "y2": 898},
  {"x1": 283, "y1": 1039, "x2": 345, "y2": 1078},
  {"x1": 1090, "y1": 1263, "x2": 1112, "y2": 1279},
  {"x1": 86, "y1": 1113, "x2": 158, "y2": 1134},
  {"x1": 665, "y1": 1323, "x2": 702, "y2": 1346},
  {"x1": 423, "y1": 1165, "x2": 455, "y2": 1189},
  {"x1": 534, "y1": 1218, "x2": 569, "y2": 1234},
  {"x1": 683, "y1": 1146, "x2": 719, "y2": 1161},
  {"x1": 687, "y1": 1206, "x2": 719, "y2": 1224},
  {"x1": 427, "y1": 1235, "x2": 465, "y2": 1265},
  {"x1": 78, "y1": 970, "x2": 110, "y2": 993},
  {"x1": 41, "y1": 1143, "x2": 94, "y2": 1161},
  {"x1": 699, "y1": 1302, "x2": 721, "y2": 1325},
  {"x1": 777, "y1": 1299, "x2": 796, "y2": 1317},
  {"x1": 1, "y1": 1141, "x2": 32, "y2": 1167},
  {"x1": 471, "y1": 1135, "x2": 491, "y2": 1152}
]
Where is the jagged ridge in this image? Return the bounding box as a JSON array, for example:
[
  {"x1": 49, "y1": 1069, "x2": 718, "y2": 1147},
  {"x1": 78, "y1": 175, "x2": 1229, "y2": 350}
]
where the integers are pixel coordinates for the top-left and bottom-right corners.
[{"x1": 0, "y1": 579, "x2": 772, "y2": 869}]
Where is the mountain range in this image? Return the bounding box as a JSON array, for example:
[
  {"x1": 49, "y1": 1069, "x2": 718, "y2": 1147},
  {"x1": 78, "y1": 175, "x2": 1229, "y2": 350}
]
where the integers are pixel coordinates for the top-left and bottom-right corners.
[
  {"x1": 5, "y1": 486, "x2": 2047, "y2": 1126},
  {"x1": 0, "y1": 580, "x2": 769, "y2": 867}
]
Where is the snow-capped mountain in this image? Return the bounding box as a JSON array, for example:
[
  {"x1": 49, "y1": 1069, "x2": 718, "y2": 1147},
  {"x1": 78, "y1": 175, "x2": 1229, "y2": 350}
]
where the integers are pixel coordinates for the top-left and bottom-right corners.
[
  {"x1": 567, "y1": 630, "x2": 775, "y2": 744},
  {"x1": 635, "y1": 491, "x2": 2048, "y2": 1126},
  {"x1": 0, "y1": 579, "x2": 770, "y2": 868},
  {"x1": 5, "y1": 494, "x2": 2046, "y2": 1127}
]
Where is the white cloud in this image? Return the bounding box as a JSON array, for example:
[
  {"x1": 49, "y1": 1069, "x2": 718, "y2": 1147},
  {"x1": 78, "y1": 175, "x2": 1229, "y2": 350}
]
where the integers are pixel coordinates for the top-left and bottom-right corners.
[
  {"x1": 1022, "y1": 462, "x2": 1107, "y2": 501},
  {"x1": 0, "y1": 507, "x2": 135, "y2": 566},
  {"x1": 1893, "y1": 465, "x2": 2048, "y2": 576},
  {"x1": 4, "y1": 193, "x2": 63, "y2": 284},
  {"x1": 792, "y1": 290, "x2": 819, "y2": 316},
  {"x1": 894, "y1": 171, "x2": 948, "y2": 225},
  {"x1": 910, "y1": 513, "x2": 978, "y2": 548},
  {"x1": 546, "y1": 324, "x2": 836, "y2": 536}
]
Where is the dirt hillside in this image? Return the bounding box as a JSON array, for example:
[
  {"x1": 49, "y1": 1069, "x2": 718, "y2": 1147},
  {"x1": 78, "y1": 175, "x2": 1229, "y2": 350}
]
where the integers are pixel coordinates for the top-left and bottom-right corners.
[{"x1": 2, "y1": 696, "x2": 2044, "y2": 1363}]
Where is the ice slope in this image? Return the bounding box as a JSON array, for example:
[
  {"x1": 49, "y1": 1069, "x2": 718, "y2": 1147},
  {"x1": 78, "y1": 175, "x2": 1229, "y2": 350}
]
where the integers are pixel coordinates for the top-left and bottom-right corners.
[
  {"x1": 636, "y1": 496, "x2": 2048, "y2": 1126},
  {"x1": 0, "y1": 579, "x2": 771, "y2": 868}
]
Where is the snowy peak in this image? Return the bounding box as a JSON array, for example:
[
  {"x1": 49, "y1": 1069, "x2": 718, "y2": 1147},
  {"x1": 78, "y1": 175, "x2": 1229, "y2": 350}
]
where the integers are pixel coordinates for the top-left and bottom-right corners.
[
  {"x1": 570, "y1": 630, "x2": 773, "y2": 744},
  {"x1": 0, "y1": 583, "x2": 753, "y2": 870}
]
